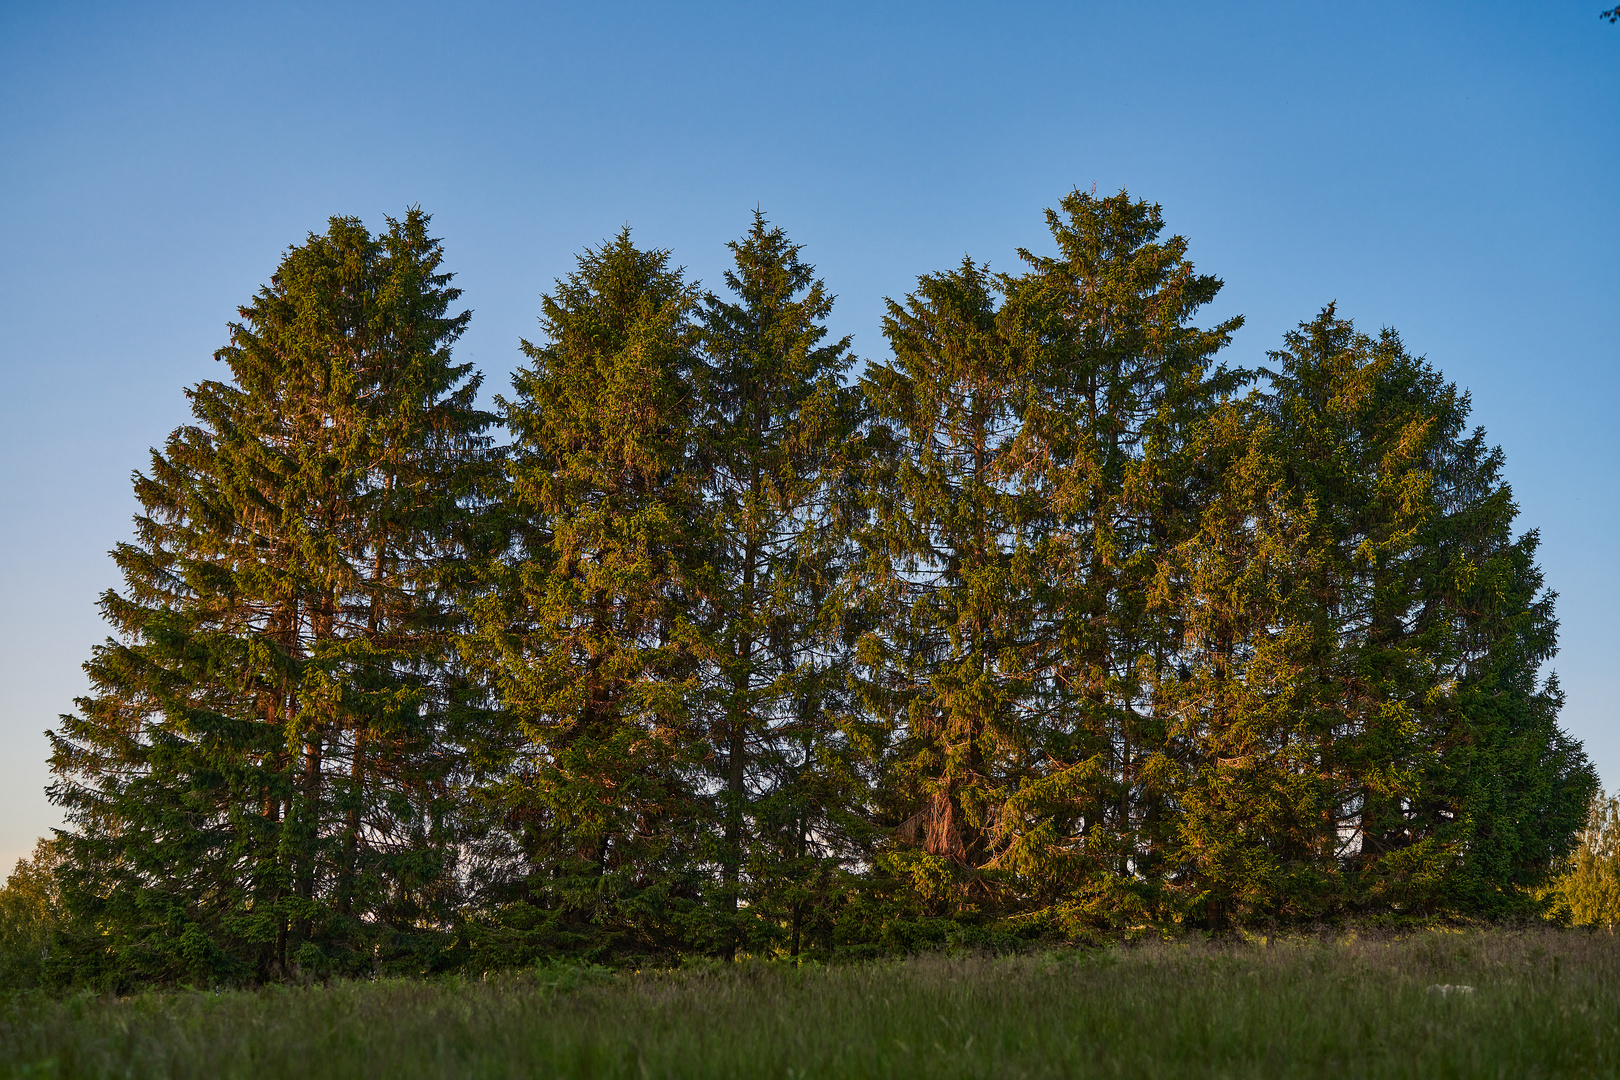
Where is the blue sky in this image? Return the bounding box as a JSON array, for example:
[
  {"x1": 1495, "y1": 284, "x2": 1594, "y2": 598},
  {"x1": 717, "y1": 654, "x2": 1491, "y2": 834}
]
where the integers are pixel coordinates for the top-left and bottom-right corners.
[{"x1": 2, "y1": 0, "x2": 1616, "y2": 871}]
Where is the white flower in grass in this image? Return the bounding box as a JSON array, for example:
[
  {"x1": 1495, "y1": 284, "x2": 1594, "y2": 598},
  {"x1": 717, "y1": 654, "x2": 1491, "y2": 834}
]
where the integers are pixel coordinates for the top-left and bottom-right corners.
[{"x1": 1425, "y1": 984, "x2": 1476, "y2": 997}]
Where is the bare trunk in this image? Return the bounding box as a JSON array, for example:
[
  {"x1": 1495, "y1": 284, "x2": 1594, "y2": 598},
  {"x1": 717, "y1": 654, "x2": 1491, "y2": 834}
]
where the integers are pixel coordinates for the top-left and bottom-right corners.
[
  {"x1": 723, "y1": 536, "x2": 757, "y2": 962},
  {"x1": 338, "y1": 728, "x2": 365, "y2": 916}
]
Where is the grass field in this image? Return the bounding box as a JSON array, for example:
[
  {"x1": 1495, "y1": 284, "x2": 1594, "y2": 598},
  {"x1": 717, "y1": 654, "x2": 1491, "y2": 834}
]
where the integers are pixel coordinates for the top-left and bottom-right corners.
[{"x1": 3, "y1": 929, "x2": 1617, "y2": 1078}]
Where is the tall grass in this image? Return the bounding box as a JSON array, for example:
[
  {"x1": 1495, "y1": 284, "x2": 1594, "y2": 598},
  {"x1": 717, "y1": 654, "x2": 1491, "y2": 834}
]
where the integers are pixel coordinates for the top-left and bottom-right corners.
[{"x1": 4, "y1": 929, "x2": 1617, "y2": 1078}]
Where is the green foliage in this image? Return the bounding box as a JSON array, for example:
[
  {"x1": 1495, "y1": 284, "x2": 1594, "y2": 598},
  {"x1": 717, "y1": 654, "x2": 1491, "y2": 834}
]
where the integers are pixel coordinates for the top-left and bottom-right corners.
[
  {"x1": 987, "y1": 191, "x2": 1245, "y2": 923},
  {"x1": 858, "y1": 255, "x2": 1039, "y2": 917},
  {"x1": 697, "y1": 213, "x2": 870, "y2": 958},
  {"x1": 0, "y1": 839, "x2": 62, "y2": 990},
  {"x1": 1163, "y1": 390, "x2": 1346, "y2": 926},
  {"x1": 1259, "y1": 308, "x2": 1593, "y2": 918},
  {"x1": 466, "y1": 229, "x2": 712, "y2": 960},
  {"x1": 46, "y1": 210, "x2": 497, "y2": 987},
  {"x1": 1551, "y1": 791, "x2": 1620, "y2": 929}
]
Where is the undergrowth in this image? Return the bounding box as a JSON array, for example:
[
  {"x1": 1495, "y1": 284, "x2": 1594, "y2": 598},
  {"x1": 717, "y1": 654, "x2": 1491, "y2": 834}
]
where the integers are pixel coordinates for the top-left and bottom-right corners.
[{"x1": 3, "y1": 928, "x2": 1617, "y2": 1078}]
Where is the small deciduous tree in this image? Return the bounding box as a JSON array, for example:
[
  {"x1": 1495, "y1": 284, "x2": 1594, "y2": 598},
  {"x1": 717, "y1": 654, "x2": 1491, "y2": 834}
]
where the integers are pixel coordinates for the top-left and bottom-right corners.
[
  {"x1": 1553, "y1": 791, "x2": 1620, "y2": 930},
  {"x1": 0, "y1": 839, "x2": 64, "y2": 989}
]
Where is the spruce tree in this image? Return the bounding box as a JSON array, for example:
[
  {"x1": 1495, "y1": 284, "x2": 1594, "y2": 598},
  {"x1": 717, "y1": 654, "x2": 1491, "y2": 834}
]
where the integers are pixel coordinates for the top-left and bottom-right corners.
[
  {"x1": 47, "y1": 210, "x2": 495, "y2": 985},
  {"x1": 857, "y1": 258, "x2": 1042, "y2": 916},
  {"x1": 1165, "y1": 393, "x2": 1347, "y2": 927},
  {"x1": 993, "y1": 190, "x2": 1245, "y2": 928},
  {"x1": 469, "y1": 231, "x2": 711, "y2": 958},
  {"x1": 1262, "y1": 307, "x2": 1593, "y2": 917},
  {"x1": 39, "y1": 193, "x2": 1601, "y2": 975},
  {"x1": 697, "y1": 214, "x2": 867, "y2": 958}
]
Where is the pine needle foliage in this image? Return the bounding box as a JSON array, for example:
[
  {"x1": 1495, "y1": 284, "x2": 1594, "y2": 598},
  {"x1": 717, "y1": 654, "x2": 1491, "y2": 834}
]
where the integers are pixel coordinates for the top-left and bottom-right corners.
[
  {"x1": 1261, "y1": 307, "x2": 1592, "y2": 918},
  {"x1": 47, "y1": 210, "x2": 496, "y2": 987},
  {"x1": 992, "y1": 191, "x2": 1247, "y2": 930},
  {"x1": 857, "y1": 257, "x2": 1043, "y2": 918},
  {"x1": 697, "y1": 213, "x2": 870, "y2": 959},
  {"x1": 468, "y1": 231, "x2": 713, "y2": 959},
  {"x1": 1163, "y1": 390, "x2": 1346, "y2": 927}
]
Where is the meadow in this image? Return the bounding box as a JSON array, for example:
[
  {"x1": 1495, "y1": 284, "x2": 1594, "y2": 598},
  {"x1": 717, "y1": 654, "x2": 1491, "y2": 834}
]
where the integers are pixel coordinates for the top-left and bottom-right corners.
[{"x1": 2, "y1": 928, "x2": 1616, "y2": 1079}]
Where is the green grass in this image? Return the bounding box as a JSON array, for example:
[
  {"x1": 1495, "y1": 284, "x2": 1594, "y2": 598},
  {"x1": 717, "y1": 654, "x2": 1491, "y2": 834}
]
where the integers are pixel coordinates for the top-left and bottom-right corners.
[{"x1": 4, "y1": 929, "x2": 1619, "y2": 1078}]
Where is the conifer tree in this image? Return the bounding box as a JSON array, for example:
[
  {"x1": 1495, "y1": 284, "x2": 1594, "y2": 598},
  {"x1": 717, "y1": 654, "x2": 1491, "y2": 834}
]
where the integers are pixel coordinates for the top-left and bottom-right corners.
[
  {"x1": 1164, "y1": 394, "x2": 1346, "y2": 927},
  {"x1": 857, "y1": 258, "x2": 1042, "y2": 915},
  {"x1": 1262, "y1": 307, "x2": 1593, "y2": 917},
  {"x1": 37, "y1": 193, "x2": 1602, "y2": 976},
  {"x1": 470, "y1": 231, "x2": 711, "y2": 957},
  {"x1": 993, "y1": 191, "x2": 1245, "y2": 927},
  {"x1": 697, "y1": 214, "x2": 867, "y2": 958},
  {"x1": 47, "y1": 210, "x2": 495, "y2": 985}
]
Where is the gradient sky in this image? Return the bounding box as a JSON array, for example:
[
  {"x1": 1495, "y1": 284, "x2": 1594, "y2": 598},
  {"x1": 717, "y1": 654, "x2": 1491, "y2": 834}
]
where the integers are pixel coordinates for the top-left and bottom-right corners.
[{"x1": 2, "y1": 1, "x2": 1616, "y2": 872}]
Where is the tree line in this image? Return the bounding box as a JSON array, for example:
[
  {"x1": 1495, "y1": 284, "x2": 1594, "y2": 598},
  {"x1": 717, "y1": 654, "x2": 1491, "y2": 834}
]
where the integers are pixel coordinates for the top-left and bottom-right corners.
[{"x1": 32, "y1": 191, "x2": 1594, "y2": 987}]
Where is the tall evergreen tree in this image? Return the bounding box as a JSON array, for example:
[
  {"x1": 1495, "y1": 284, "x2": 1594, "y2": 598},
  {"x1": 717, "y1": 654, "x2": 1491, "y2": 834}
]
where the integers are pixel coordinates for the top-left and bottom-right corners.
[
  {"x1": 38, "y1": 194, "x2": 1600, "y2": 981},
  {"x1": 1262, "y1": 307, "x2": 1593, "y2": 917},
  {"x1": 468, "y1": 231, "x2": 711, "y2": 958},
  {"x1": 856, "y1": 258, "x2": 1044, "y2": 918},
  {"x1": 993, "y1": 190, "x2": 1245, "y2": 929},
  {"x1": 1164, "y1": 393, "x2": 1347, "y2": 928},
  {"x1": 697, "y1": 214, "x2": 867, "y2": 958},
  {"x1": 47, "y1": 210, "x2": 495, "y2": 985}
]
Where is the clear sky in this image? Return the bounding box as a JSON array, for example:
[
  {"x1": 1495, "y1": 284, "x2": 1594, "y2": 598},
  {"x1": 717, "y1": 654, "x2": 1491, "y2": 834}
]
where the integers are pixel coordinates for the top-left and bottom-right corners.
[{"x1": 2, "y1": 1, "x2": 1616, "y2": 872}]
